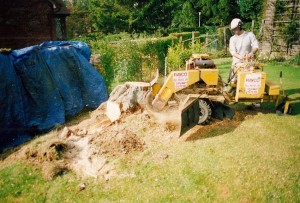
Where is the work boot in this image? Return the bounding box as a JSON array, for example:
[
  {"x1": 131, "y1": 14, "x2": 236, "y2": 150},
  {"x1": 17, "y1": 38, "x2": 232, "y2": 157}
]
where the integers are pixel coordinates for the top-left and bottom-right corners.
[
  {"x1": 227, "y1": 87, "x2": 236, "y2": 97},
  {"x1": 252, "y1": 102, "x2": 261, "y2": 108}
]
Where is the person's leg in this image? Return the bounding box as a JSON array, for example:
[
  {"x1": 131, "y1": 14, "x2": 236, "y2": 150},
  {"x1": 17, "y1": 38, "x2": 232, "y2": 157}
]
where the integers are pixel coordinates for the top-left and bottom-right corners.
[{"x1": 227, "y1": 66, "x2": 237, "y2": 94}]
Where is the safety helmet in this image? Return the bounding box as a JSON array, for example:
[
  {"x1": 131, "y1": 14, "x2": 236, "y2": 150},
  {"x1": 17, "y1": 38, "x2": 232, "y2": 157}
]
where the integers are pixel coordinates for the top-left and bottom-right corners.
[{"x1": 230, "y1": 18, "x2": 242, "y2": 30}]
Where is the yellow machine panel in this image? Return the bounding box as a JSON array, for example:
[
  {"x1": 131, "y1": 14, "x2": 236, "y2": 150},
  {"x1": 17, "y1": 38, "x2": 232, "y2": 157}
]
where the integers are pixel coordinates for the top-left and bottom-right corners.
[
  {"x1": 235, "y1": 71, "x2": 266, "y2": 101},
  {"x1": 265, "y1": 80, "x2": 280, "y2": 95},
  {"x1": 200, "y1": 69, "x2": 219, "y2": 86},
  {"x1": 151, "y1": 70, "x2": 200, "y2": 110},
  {"x1": 163, "y1": 70, "x2": 200, "y2": 93}
]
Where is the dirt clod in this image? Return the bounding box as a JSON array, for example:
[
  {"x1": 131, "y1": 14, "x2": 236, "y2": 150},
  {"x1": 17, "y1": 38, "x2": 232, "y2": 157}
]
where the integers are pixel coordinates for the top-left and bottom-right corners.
[{"x1": 42, "y1": 161, "x2": 69, "y2": 180}]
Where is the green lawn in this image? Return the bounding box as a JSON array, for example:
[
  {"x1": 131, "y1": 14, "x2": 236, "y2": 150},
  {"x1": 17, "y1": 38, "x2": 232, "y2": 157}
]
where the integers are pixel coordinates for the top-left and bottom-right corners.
[{"x1": 0, "y1": 60, "x2": 299, "y2": 203}]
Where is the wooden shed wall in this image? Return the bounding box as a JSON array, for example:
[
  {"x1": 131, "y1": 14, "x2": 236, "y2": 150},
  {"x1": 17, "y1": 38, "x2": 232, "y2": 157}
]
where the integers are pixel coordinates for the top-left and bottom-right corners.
[{"x1": 0, "y1": 0, "x2": 66, "y2": 49}]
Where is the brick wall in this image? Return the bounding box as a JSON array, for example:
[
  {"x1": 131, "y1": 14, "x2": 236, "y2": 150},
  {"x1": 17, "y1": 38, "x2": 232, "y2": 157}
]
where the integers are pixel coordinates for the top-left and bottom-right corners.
[{"x1": 261, "y1": 0, "x2": 300, "y2": 57}]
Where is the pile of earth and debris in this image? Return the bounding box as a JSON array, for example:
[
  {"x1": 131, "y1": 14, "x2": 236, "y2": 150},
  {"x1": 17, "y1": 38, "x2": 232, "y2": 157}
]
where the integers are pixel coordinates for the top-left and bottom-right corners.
[
  {"x1": 0, "y1": 82, "x2": 254, "y2": 180},
  {"x1": 0, "y1": 82, "x2": 182, "y2": 179}
]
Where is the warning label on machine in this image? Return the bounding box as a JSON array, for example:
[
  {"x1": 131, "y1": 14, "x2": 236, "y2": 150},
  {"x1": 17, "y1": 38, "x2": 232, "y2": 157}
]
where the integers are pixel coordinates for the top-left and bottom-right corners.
[
  {"x1": 173, "y1": 71, "x2": 188, "y2": 88},
  {"x1": 244, "y1": 73, "x2": 262, "y2": 94}
]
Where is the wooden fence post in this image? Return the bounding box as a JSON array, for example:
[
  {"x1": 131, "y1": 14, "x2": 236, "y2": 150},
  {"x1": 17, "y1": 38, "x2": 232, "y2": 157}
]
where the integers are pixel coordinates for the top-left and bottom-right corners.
[
  {"x1": 192, "y1": 31, "x2": 195, "y2": 50},
  {"x1": 259, "y1": 19, "x2": 265, "y2": 36},
  {"x1": 224, "y1": 27, "x2": 227, "y2": 54},
  {"x1": 140, "y1": 57, "x2": 143, "y2": 81},
  {"x1": 205, "y1": 33, "x2": 208, "y2": 50},
  {"x1": 251, "y1": 20, "x2": 255, "y2": 32},
  {"x1": 164, "y1": 57, "x2": 167, "y2": 81}
]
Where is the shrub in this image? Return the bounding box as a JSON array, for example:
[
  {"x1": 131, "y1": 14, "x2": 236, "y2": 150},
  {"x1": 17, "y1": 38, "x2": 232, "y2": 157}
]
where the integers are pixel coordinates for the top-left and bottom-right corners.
[
  {"x1": 89, "y1": 41, "x2": 116, "y2": 91},
  {"x1": 283, "y1": 21, "x2": 300, "y2": 47},
  {"x1": 287, "y1": 54, "x2": 300, "y2": 66}
]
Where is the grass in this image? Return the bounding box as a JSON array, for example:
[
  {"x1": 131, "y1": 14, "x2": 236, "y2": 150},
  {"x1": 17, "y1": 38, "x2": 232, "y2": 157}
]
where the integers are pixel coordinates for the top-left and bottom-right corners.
[
  {"x1": 0, "y1": 60, "x2": 299, "y2": 202},
  {"x1": 114, "y1": 114, "x2": 300, "y2": 202}
]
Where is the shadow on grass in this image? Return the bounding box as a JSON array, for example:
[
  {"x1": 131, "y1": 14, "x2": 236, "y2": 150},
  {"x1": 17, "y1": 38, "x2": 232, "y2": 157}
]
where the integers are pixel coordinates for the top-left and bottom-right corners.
[
  {"x1": 183, "y1": 99, "x2": 298, "y2": 142},
  {"x1": 183, "y1": 104, "x2": 257, "y2": 141},
  {"x1": 0, "y1": 110, "x2": 92, "y2": 160},
  {"x1": 0, "y1": 128, "x2": 40, "y2": 160},
  {"x1": 284, "y1": 88, "x2": 300, "y2": 115}
]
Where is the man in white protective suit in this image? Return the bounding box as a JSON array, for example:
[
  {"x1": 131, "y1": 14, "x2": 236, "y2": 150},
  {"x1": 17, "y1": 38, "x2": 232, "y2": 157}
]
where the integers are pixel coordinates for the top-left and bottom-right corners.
[{"x1": 228, "y1": 18, "x2": 260, "y2": 107}]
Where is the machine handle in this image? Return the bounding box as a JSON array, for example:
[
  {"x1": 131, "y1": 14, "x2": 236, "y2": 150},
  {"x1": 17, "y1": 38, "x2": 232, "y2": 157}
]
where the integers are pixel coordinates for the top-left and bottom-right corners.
[{"x1": 280, "y1": 71, "x2": 282, "y2": 78}]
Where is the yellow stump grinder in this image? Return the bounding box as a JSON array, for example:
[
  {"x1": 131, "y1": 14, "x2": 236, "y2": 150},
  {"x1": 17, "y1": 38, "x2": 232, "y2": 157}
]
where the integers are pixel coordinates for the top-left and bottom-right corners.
[
  {"x1": 144, "y1": 54, "x2": 292, "y2": 135},
  {"x1": 107, "y1": 54, "x2": 291, "y2": 135}
]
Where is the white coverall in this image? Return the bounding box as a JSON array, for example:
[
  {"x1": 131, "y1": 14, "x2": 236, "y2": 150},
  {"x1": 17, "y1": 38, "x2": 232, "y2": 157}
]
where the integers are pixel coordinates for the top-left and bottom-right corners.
[
  {"x1": 228, "y1": 31, "x2": 259, "y2": 83},
  {"x1": 229, "y1": 31, "x2": 259, "y2": 66}
]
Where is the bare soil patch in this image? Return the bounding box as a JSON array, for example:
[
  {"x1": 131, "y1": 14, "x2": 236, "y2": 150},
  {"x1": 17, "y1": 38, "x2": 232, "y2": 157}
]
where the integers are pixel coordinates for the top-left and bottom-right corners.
[{"x1": 0, "y1": 102, "x2": 181, "y2": 179}]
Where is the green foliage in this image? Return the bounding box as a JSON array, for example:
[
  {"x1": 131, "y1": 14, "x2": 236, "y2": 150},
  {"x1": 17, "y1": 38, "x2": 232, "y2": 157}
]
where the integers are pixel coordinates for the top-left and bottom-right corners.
[
  {"x1": 166, "y1": 40, "x2": 205, "y2": 71},
  {"x1": 170, "y1": 32, "x2": 197, "y2": 44},
  {"x1": 103, "y1": 32, "x2": 132, "y2": 42},
  {"x1": 167, "y1": 27, "x2": 207, "y2": 35},
  {"x1": 275, "y1": 0, "x2": 286, "y2": 14},
  {"x1": 270, "y1": 55, "x2": 286, "y2": 63},
  {"x1": 86, "y1": 28, "x2": 230, "y2": 88},
  {"x1": 194, "y1": 0, "x2": 239, "y2": 26},
  {"x1": 142, "y1": 38, "x2": 172, "y2": 73},
  {"x1": 66, "y1": 0, "x2": 267, "y2": 39},
  {"x1": 89, "y1": 41, "x2": 116, "y2": 91},
  {"x1": 171, "y1": 2, "x2": 197, "y2": 28},
  {"x1": 88, "y1": 37, "x2": 172, "y2": 90},
  {"x1": 283, "y1": 21, "x2": 300, "y2": 46},
  {"x1": 65, "y1": 1, "x2": 94, "y2": 38},
  {"x1": 286, "y1": 54, "x2": 300, "y2": 66},
  {"x1": 238, "y1": 0, "x2": 263, "y2": 21},
  {"x1": 216, "y1": 0, "x2": 233, "y2": 25},
  {"x1": 166, "y1": 42, "x2": 186, "y2": 70},
  {"x1": 114, "y1": 42, "x2": 142, "y2": 82}
]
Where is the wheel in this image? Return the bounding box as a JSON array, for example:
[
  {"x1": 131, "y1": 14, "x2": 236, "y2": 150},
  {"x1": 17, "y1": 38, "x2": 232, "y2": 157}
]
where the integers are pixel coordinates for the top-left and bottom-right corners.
[
  {"x1": 198, "y1": 99, "x2": 212, "y2": 124},
  {"x1": 276, "y1": 102, "x2": 292, "y2": 115}
]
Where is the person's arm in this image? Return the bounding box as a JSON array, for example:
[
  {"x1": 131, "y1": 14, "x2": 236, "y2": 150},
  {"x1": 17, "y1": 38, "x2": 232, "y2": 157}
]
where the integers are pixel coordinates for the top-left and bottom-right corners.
[
  {"x1": 233, "y1": 52, "x2": 245, "y2": 60},
  {"x1": 247, "y1": 47, "x2": 258, "y2": 59},
  {"x1": 247, "y1": 32, "x2": 259, "y2": 59}
]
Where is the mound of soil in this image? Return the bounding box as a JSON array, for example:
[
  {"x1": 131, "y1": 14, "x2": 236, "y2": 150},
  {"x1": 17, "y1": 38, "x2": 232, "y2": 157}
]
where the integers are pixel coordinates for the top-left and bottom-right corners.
[{"x1": 1, "y1": 99, "x2": 181, "y2": 180}]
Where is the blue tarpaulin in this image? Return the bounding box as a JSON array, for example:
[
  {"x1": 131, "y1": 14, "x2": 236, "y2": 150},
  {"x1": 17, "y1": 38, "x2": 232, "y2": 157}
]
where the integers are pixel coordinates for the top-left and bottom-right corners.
[{"x1": 0, "y1": 41, "x2": 108, "y2": 149}]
